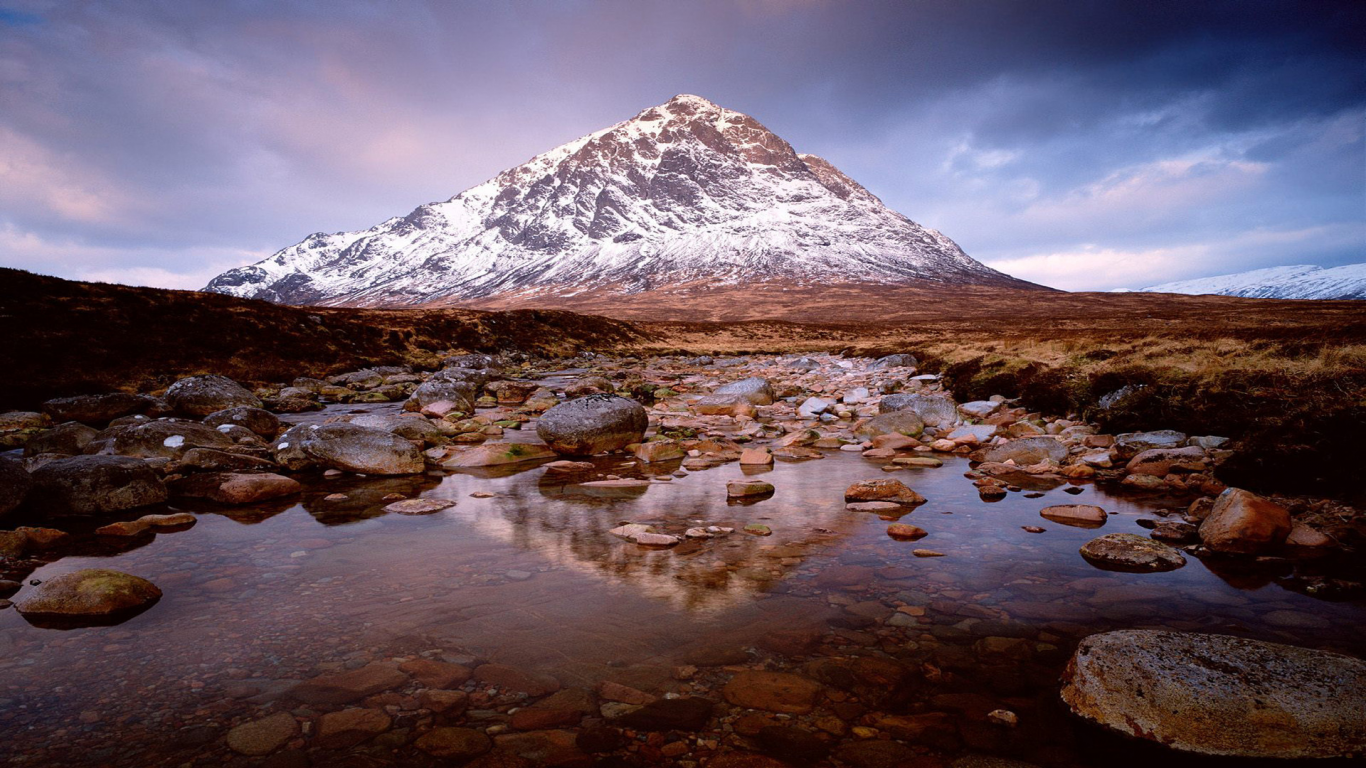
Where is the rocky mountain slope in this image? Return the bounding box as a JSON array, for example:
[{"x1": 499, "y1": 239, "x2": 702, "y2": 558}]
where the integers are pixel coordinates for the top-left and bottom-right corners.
[
  {"x1": 204, "y1": 94, "x2": 1035, "y2": 307},
  {"x1": 1143, "y1": 263, "x2": 1366, "y2": 300}
]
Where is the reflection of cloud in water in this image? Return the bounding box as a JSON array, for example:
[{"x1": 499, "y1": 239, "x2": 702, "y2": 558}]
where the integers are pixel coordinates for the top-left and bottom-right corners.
[{"x1": 450, "y1": 462, "x2": 863, "y2": 613}]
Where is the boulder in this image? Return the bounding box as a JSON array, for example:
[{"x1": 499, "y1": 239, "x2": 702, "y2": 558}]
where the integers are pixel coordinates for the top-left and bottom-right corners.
[
  {"x1": 1112, "y1": 430, "x2": 1188, "y2": 460},
  {"x1": 1198, "y1": 487, "x2": 1291, "y2": 554},
  {"x1": 348, "y1": 412, "x2": 445, "y2": 446},
  {"x1": 165, "y1": 374, "x2": 262, "y2": 417},
  {"x1": 203, "y1": 406, "x2": 281, "y2": 438},
  {"x1": 959, "y1": 400, "x2": 1001, "y2": 419},
  {"x1": 42, "y1": 393, "x2": 154, "y2": 425},
  {"x1": 714, "y1": 377, "x2": 775, "y2": 405},
  {"x1": 980, "y1": 437, "x2": 1066, "y2": 465},
  {"x1": 486, "y1": 380, "x2": 540, "y2": 404},
  {"x1": 14, "y1": 568, "x2": 161, "y2": 619},
  {"x1": 407, "y1": 378, "x2": 477, "y2": 415},
  {"x1": 845, "y1": 479, "x2": 925, "y2": 506},
  {"x1": 111, "y1": 419, "x2": 235, "y2": 459},
  {"x1": 1060, "y1": 629, "x2": 1366, "y2": 759},
  {"x1": 946, "y1": 424, "x2": 996, "y2": 443},
  {"x1": 880, "y1": 393, "x2": 957, "y2": 427},
  {"x1": 871, "y1": 353, "x2": 917, "y2": 369},
  {"x1": 0, "y1": 455, "x2": 32, "y2": 517},
  {"x1": 28, "y1": 455, "x2": 168, "y2": 515},
  {"x1": 853, "y1": 410, "x2": 923, "y2": 440},
  {"x1": 24, "y1": 421, "x2": 98, "y2": 456},
  {"x1": 1125, "y1": 446, "x2": 1206, "y2": 476},
  {"x1": 695, "y1": 394, "x2": 757, "y2": 417},
  {"x1": 274, "y1": 423, "x2": 425, "y2": 475},
  {"x1": 536, "y1": 395, "x2": 648, "y2": 456},
  {"x1": 1079, "y1": 533, "x2": 1185, "y2": 572}
]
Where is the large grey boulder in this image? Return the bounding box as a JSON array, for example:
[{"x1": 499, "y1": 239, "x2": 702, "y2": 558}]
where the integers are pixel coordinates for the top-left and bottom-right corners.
[
  {"x1": 880, "y1": 394, "x2": 958, "y2": 427},
  {"x1": 165, "y1": 375, "x2": 262, "y2": 417},
  {"x1": 1061, "y1": 630, "x2": 1366, "y2": 759},
  {"x1": 111, "y1": 420, "x2": 235, "y2": 459},
  {"x1": 407, "y1": 377, "x2": 477, "y2": 414},
  {"x1": 273, "y1": 423, "x2": 424, "y2": 475},
  {"x1": 536, "y1": 395, "x2": 648, "y2": 456},
  {"x1": 714, "y1": 378, "x2": 775, "y2": 406},
  {"x1": 870, "y1": 353, "x2": 917, "y2": 369},
  {"x1": 349, "y1": 413, "x2": 446, "y2": 446},
  {"x1": 203, "y1": 406, "x2": 281, "y2": 439},
  {"x1": 980, "y1": 437, "x2": 1067, "y2": 465},
  {"x1": 42, "y1": 392, "x2": 154, "y2": 426},
  {"x1": 854, "y1": 410, "x2": 924, "y2": 440},
  {"x1": 28, "y1": 455, "x2": 168, "y2": 515},
  {"x1": 1112, "y1": 430, "x2": 1188, "y2": 460},
  {"x1": 0, "y1": 455, "x2": 31, "y2": 517},
  {"x1": 24, "y1": 421, "x2": 98, "y2": 456}
]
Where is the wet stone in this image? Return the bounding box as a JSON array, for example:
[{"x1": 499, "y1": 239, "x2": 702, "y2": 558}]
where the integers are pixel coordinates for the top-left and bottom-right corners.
[{"x1": 225, "y1": 712, "x2": 298, "y2": 756}]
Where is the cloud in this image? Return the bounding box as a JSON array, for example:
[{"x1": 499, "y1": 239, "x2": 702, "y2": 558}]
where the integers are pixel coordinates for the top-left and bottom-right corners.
[
  {"x1": 0, "y1": 0, "x2": 1361, "y2": 291},
  {"x1": 986, "y1": 224, "x2": 1366, "y2": 291}
]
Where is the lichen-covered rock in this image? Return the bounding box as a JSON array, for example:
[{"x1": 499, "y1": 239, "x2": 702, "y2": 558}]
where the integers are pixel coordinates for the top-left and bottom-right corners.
[
  {"x1": 273, "y1": 424, "x2": 424, "y2": 475},
  {"x1": 28, "y1": 455, "x2": 168, "y2": 515},
  {"x1": 980, "y1": 437, "x2": 1067, "y2": 465},
  {"x1": 14, "y1": 568, "x2": 161, "y2": 620},
  {"x1": 1111, "y1": 429, "x2": 1188, "y2": 460},
  {"x1": 879, "y1": 393, "x2": 957, "y2": 427},
  {"x1": 348, "y1": 412, "x2": 446, "y2": 446},
  {"x1": 111, "y1": 419, "x2": 235, "y2": 459},
  {"x1": 1079, "y1": 533, "x2": 1185, "y2": 571},
  {"x1": 1199, "y1": 487, "x2": 1291, "y2": 554},
  {"x1": 23, "y1": 421, "x2": 98, "y2": 457},
  {"x1": 42, "y1": 392, "x2": 154, "y2": 426},
  {"x1": 165, "y1": 374, "x2": 262, "y2": 417},
  {"x1": 406, "y1": 377, "x2": 476, "y2": 415},
  {"x1": 203, "y1": 406, "x2": 280, "y2": 438},
  {"x1": 714, "y1": 377, "x2": 775, "y2": 405},
  {"x1": 536, "y1": 395, "x2": 648, "y2": 456},
  {"x1": 854, "y1": 410, "x2": 924, "y2": 440},
  {"x1": 1061, "y1": 630, "x2": 1366, "y2": 759}
]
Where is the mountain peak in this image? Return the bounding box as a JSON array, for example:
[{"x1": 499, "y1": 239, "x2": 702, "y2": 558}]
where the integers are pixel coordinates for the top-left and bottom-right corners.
[{"x1": 204, "y1": 97, "x2": 1032, "y2": 307}]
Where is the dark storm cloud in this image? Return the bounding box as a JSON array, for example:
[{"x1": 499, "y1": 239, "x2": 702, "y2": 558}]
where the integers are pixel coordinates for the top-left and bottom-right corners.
[{"x1": 0, "y1": 0, "x2": 1361, "y2": 290}]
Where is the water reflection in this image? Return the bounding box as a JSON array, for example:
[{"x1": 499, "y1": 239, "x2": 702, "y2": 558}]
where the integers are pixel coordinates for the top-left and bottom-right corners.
[{"x1": 0, "y1": 406, "x2": 1362, "y2": 767}]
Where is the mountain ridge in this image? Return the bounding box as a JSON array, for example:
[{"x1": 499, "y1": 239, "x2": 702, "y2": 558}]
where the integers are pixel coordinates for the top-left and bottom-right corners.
[
  {"x1": 205, "y1": 94, "x2": 1038, "y2": 307},
  {"x1": 1143, "y1": 263, "x2": 1366, "y2": 300}
]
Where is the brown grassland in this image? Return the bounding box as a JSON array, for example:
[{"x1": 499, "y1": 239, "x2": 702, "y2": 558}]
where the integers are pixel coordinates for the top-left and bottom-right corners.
[{"x1": 4, "y1": 269, "x2": 1363, "y2": 499}]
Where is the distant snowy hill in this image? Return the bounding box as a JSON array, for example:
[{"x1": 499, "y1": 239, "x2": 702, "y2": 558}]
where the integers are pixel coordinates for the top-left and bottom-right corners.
[
  {"x1": 1142, "y1": 263, "x2": 1366, "y2": 300},
  {"x1": 204, "y1": 94, "x2": 1034, "y2": 307}
]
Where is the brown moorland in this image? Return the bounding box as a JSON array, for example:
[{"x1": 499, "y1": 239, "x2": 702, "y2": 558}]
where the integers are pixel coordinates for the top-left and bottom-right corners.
[{"x1": 4, "y1": 269, "x2": 1363, "y2": 498}]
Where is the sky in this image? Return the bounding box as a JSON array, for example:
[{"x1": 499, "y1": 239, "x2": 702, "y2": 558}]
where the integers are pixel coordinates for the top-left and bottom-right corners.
[{"x1": 0, "y1": 0, "x2": 1362, "y2": 292}]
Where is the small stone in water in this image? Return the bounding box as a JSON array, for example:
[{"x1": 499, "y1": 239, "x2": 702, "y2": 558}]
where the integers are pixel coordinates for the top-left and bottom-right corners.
[
  {"x1": 912, "y1": 549, "x2": 945, "y2": 557},
  {"x1": 1022, "y1": 526, "x2": 1046, "y2": 533},
  {"x1": 744, "y1": 524, "x2": 772, "y2": 536}
]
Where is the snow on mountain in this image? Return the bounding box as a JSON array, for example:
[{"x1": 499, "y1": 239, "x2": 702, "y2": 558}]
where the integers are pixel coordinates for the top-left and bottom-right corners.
[
  {"x1": 1142, "y1": 263, "x2": 1366, "y2": 300},
  {"x1": 204, "y1": 94, "x2": 1031, "y2": 307}
]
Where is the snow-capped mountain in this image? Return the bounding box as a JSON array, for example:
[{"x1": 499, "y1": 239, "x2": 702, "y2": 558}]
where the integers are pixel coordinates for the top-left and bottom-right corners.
[
  {"x1": 204, "y1": 94, "x2": 1032, "y2": 307},
  {"x1": 1142, "y1": 263, "x2": 1366, "y2": 300}
]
